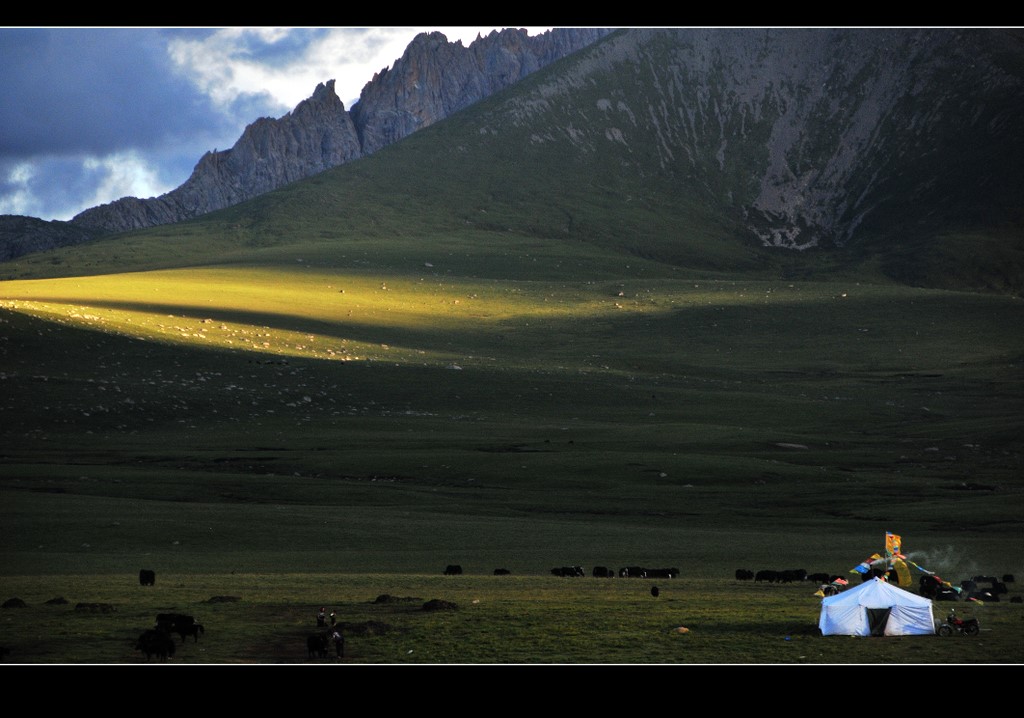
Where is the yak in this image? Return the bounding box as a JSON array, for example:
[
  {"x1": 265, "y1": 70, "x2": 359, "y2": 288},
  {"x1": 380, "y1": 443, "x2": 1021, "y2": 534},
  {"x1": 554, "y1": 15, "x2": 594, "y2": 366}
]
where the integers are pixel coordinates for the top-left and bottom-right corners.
[
  {"x1": 156, "y1": 613, "x2": 201, "y2": 643},
  {"x1": 307, "y1": 633, "x2": 329, "y2": 658},
  {"x1": 177, "y1": 623, "x2": 204, "y2": 643},
  {"x1": 551, "y1": 566, "x2": 584, "y2": 577},
  {"x1": 139, "y1": 569, "x2": 156, "y2": 586},
  {"x1": 136, "y1": 629, "x2": 175, "y2": 662},
  {"x1": 646, "y1": 568, "x2": 680, "y2": 579}
]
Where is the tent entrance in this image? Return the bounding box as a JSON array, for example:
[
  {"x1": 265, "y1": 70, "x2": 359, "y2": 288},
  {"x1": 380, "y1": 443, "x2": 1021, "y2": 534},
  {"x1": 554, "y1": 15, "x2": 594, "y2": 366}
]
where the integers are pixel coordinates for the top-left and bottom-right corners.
[{"x1": 866, "y1": 608, "x2": 892, "y2": 636}]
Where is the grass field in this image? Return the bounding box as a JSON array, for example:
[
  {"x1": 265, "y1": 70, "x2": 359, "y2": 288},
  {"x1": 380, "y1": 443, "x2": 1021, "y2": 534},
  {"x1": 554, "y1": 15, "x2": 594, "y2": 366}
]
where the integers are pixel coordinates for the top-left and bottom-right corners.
[
  {"x1": 2, "y1": 256, "x2": 1021, "y2": 664},
  {"x1": 3, "y1": 573, "x2": 1022, "y2": 665}
]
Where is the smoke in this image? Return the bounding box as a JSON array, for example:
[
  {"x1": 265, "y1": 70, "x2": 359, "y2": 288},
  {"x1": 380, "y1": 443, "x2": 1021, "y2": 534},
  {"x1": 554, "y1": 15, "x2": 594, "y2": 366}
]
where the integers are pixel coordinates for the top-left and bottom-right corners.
[{"x1": 902, "y1": 547, "x2": 981, "y2": 580}]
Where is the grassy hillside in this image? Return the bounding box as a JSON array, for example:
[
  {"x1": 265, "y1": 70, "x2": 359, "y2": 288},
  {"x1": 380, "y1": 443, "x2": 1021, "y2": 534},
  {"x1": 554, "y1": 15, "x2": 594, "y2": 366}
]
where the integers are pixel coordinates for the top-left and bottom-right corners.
[
  {"x1": 1, "y1": 48, "x2": 1022, "y2": 663},
  {"x1": 1, "y1": 223, "x2": 1021, "y2": 579}
]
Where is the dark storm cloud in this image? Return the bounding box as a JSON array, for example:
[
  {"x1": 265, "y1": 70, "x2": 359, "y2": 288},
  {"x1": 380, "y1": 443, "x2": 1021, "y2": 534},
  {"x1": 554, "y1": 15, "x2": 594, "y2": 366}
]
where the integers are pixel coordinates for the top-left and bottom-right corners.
[
  {"x1": 0, "y1": 26, "x2": 547, "y2": 221},
  {"x1": 0, "y1": 28, "x2": 275, "y2": 161}
]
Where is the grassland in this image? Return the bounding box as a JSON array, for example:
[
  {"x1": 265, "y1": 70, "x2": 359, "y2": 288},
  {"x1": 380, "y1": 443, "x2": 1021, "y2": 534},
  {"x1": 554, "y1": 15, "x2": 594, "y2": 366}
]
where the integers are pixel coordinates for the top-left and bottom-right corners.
[
  {"x1": 3, "y1": 572, "x2": 1023, "y2": 665},
  {"x1": 2, "y1": 235, "x2": 1021, "y2": 664}
]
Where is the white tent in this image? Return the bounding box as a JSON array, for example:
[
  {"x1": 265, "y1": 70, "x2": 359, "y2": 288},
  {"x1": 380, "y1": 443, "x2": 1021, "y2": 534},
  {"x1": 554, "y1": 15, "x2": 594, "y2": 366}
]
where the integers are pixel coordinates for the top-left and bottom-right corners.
[{"x1": 818, "y1": 577, "x2": 935, "y2": 636}]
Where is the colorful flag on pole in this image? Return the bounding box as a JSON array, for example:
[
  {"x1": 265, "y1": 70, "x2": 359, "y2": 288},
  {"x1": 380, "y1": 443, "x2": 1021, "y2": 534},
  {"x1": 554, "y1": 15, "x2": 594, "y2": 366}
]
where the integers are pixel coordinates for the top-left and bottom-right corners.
[
  {"x1": 851, "y1": 553, "x2": 883, "y2": 574},
  {"x1": 891, "y1": 557, "x2": 913, "y2": 587},
  {"x1": 885, "y1": 532, "x2": 902, "y2": 557}
]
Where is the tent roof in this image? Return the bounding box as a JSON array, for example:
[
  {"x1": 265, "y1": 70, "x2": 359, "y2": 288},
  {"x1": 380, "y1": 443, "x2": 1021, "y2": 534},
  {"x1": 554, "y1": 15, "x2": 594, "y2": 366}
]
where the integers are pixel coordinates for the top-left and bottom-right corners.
[{"x1": 821, "y1": 576, "x2": 932, "y2": 608}]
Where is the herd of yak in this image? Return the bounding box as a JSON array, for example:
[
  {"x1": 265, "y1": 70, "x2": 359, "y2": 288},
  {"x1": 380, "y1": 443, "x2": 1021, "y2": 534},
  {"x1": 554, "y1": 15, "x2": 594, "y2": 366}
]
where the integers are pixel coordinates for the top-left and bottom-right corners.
[
  {"x1": 735, "y1": 567, "x2": 1019, "y2": 603},
  {"x1": 135, "y1": 613, "x2": 205, "y2": 661},
  {"x1": 135, "y1": 570, "x2": 205, "y2": 662},
  {"x1": 444, "y1": 564, "x2": 681, "y2": 578}
]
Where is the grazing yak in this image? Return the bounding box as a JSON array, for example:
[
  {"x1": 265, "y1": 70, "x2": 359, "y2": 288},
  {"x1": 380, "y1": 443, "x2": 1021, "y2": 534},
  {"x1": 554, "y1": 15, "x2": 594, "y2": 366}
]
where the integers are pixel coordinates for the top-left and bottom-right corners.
[
  {"x1": 136, "y1": 629, "x2": 176, "y2": 662},
  {"x1": 178, "y1": 623, "x2": 205, "y2": 643},
  {"x1": 138, "y1": 569, "x2": 155, "y2": 586},
  {"x1": 551, "y1": 566, "x2": 585, "y2": 577},
  {"x1": 593, "y1": 566, "x2": 615, "y2": 578},
  {"x1": 156, "y1": 613, "x2": 202, "y2": 643},
  {"x1": 307, "y1": 632, "x2": 329, "y2": 658},
  {"x1": 780, "y1": 569, "x2": 808, "y2": 583},
  {"x1": 735, "y1": 569, "x2": 755, "y2": 581},
  {"x1": 443, "y1": 565, "x2": 463, "y2": 576},
  {"x1": 920, "y1": 575, "x2": 945, "y2": 598},
  {"x1": 493, "y1": 568, "x2": 511, "y2": 576},
  {"x1": 645, "y1": 568, "x2": 680, "y2": 579}
]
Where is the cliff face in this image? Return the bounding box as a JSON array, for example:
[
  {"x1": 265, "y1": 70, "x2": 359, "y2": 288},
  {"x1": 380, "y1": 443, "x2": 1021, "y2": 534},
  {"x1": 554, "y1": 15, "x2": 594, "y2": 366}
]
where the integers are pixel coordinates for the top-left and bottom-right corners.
[
  {"x1": 350, "y1": 28, "x2": 614, "y2": 155},
  {"x1": 478, "y1": 27, "x2": 1024, "y2": 250},
  {"x1": 67, "y1": 28, "x2": 615, "y2": 236}
]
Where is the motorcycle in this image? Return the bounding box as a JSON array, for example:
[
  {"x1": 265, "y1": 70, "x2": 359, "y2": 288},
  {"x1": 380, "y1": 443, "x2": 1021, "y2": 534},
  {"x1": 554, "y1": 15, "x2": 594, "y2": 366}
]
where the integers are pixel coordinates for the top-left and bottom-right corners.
[{"x1": 937, "y1": 609, "x2": 979, "y2": 636}]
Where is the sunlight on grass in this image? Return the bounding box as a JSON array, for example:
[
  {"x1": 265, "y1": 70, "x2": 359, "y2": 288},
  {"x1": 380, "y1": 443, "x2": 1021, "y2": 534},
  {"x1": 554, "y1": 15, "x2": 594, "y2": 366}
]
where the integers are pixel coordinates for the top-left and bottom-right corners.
[{"x1": 0, "y1": 266, "x2": 895, "y2": 369}]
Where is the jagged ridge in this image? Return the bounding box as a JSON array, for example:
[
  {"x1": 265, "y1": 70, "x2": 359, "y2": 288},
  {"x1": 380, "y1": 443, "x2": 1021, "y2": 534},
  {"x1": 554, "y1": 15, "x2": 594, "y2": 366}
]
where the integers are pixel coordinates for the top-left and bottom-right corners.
[{"x1": 67, "y1": 28, "x2": 614, "y2": 235}]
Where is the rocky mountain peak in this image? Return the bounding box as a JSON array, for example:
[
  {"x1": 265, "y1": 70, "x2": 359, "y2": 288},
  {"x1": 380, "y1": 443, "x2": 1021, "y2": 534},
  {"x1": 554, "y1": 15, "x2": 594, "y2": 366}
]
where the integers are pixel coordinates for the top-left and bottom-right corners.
[{"x1": 61, "y1": 28, "x2": 614, "y2": 238}]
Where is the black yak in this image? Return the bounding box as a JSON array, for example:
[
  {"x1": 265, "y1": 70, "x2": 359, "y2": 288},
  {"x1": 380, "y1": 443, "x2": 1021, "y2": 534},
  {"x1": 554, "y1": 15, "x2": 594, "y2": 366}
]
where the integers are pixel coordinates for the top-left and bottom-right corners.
[{"x1": 136, "y1": 629, "x2": 175, "y2": 662}]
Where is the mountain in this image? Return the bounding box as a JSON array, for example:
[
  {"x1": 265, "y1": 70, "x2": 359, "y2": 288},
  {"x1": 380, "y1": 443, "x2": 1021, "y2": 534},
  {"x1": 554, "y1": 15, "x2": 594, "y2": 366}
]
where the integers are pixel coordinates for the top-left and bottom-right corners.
[
  {"x1": 3, "y1": 27, "x2": 1023, "y2": 293},
  {"x1": 0, "y1": 27, "x2": 613, "y2": 258},
  {"x1": 360, "y1": 26, "x2": 1022, "y2": 292},
  {"x1": 468, "y1": 27, "x2": 1024, "y2": 252}
]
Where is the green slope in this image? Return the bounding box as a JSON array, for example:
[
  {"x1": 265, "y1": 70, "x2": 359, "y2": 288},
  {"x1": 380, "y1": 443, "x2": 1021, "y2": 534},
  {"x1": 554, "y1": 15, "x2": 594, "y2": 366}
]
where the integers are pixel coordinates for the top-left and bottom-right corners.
[{"x1": 0, "y1": 32, "x2": 1021, "y2": 585}]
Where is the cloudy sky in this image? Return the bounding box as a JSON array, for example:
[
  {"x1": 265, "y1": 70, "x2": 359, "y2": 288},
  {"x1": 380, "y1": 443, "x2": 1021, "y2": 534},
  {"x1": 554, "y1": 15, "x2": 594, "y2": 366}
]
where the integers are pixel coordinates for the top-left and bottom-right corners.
[{"x1": 0, "y1": 27, "x2": 555, "y2": 223}]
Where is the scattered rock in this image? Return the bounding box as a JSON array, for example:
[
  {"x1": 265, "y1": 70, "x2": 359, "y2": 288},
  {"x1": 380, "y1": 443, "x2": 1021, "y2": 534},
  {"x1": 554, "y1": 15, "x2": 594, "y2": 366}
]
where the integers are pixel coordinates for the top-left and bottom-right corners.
[
  {"x1": 45, "y1": 597, "x2": 69, "y2": 605},
  {"x1": 373, "y1": 594, "x2": 422, "y2": 604},
  {"x1": 422, "y1": 599, "x2": 458, "y2": 612},
  {"x1": 203, "y1": 595, "x2": 242, "y2": 603},
  {"x1": 2, "y1": 598, "x2": 26, "y2": 609}
]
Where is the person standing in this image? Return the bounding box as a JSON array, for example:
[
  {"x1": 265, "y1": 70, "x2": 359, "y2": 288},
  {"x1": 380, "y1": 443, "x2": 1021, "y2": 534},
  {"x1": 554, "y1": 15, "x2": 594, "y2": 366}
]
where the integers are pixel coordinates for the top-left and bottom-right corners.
[
  {"x1": 332, "y1": 629, "x2": 345, "y2": 658},
  {"x1": 329, "y1": 609, "x2": 336, "y2": 627},
  {"x1": 316, "y1": 607, "x2": 326, "y2": 627}
]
